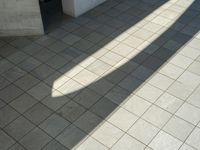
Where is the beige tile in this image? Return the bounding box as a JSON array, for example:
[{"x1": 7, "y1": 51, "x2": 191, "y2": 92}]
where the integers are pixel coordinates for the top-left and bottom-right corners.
[
  {"x1": 143, "y1": 22, "x2": 163, "y2": 33},
  {"x1": 148, "y1": 73, "x2": 174, "y2": 90},
  {"x1": 152, "y1": 16, "x2": 171, "y2": 26},
  {"x1": 187, "y1": 86, "x2": 200, "y2": 108},
  {"x1": 100, "y1": 51, "x2": 123, "y2": 66},
  {"x1": 123, "y1": 95, "x2": 151, "y2": 116},
  {"x1": 76, "y1": 137, "x2": 108, "y2": 150},
  {"x1": 111, "y1": 134, "x2": 145, "y2": 150},
  {"x1": 186, "y1": 127, "x2": 200, "y2": 150},
  {"x1": 128, "y1": 119, "x2": 159, "y2": 145},
  {"x1": 123, "y1": 36, "x2": 144, "y2": 48},
  {"x1": 176, "y1": 103, "x2": 200, "y2": 125},
  {"x1": 163, "y1": 116, "x2": 194, "y2": 141},
  {"x1": 73, "y1": 69, "x2": 99, "y2": 86},
  {"x1": 92, "y1": 122, "x2": 124, "y2": 148},
  {"x1": 149, "y1": 131, "x2": 182, "y2": 150},
  {"x1": 169, "y1": 54, "x2": 193, "y2": 69},
  {"x1": 136, "y1": 84, "x2": 163, "y2": 103},
  {"x1": 155, "y1": 93, "x2": 183, "y2": 113},
  {"x1": 159, "y1": 63, "x2": 184, "y2": 80},
  {"x1": 111, "y1": 43, "x2": 134, "y2": 57},
  {"x1": 108, "y1": 108, "x2": 138, "y2": 131},
  {"x1": 142, "y1": 105, "x2": 172, "y2": 128},
  {"x1": 87, "y1": 60, "x2": 111, "y2": 76}
]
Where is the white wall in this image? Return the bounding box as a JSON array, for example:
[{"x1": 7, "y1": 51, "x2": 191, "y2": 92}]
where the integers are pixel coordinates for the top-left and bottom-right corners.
[
  {"x1": 0, "y1": 0, "x2": 44, "y2": 37},
  {"x1": 62, "y1": 0, "x2": 106, "y2": 17}
]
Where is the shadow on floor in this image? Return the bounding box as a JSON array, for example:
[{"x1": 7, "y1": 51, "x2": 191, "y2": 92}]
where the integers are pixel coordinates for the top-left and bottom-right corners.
[{"x1": 0, "y1": 0, "x2": 200, "y2": 149}]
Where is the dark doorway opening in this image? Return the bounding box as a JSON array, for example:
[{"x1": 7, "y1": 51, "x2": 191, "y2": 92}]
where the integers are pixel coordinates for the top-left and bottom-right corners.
[{"x1": 39, "y1": 0, "x2": 64, "y2": 32}]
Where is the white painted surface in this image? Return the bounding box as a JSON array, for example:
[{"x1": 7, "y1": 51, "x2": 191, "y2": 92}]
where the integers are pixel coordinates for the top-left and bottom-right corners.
[
  {"x1": 62, "y1": 0, "x2": 106, "y2": 17},
  {"x1": 0, "y1": 0, "x2": 44, "y2": 37}
]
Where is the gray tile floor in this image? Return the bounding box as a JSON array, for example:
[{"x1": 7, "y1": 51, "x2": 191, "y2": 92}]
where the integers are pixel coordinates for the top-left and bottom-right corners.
[{"x1": 0, "y1": 0, "x2": 200, "y2": 149}]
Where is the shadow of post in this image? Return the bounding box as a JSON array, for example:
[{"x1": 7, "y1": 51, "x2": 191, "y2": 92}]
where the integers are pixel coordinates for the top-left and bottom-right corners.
[{"x1": 49, "y1": 0, "x2": 200, "y2": 149}]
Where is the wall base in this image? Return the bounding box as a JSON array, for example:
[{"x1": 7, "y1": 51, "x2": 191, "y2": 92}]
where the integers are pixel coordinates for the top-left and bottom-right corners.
[{"x1": 62, "y1": 0, "x2": 106, "y2": 17}]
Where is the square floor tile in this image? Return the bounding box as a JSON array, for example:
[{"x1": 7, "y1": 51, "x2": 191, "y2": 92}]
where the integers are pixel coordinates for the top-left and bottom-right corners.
[
  {"x1": 56, "y1": 124, "x2": 86, "y2": 149},
  {"x1": 62, "y1": 34, "x2": 81, "y2": 45},
  {"x1": 47, "y1": 41, "x2": 69, "y2": 53},
  {"x1": 105, "y1": 86, "x2": 131, "y2": 105},
  {"x1": 148, "y1": 73, "x2": 174, "y2": 90},
  {"x1": 35, "y1": 36, "x2": 56, "y2": 47},
  {"x1": 85, "y1": 32, "x2": 105, "y2": 44},
  {"x1": 42, "y1": 94, "x2": 70, "y2": 111},
  {"x1": 136, "y1": 84, "x2": 163, "y2": 103},
  {"x1": 179, "y1": 144, "x2": 196, "y2": 150},
  {"x1": 0, "y1": 76, "x2": 10, "y2": 90},
  {"x1": 131, "y1": 65, "x2": 154, "y2": 81},
  {"x1": 22, "y1": 43, "x2": 42, "y2": 55},
  {"x1": 92, "y1": 121, "x2": 124, "y2": 148},
  {"x1": 20, "y1": 127, "x2": 52, "y2": 150},
  {"x1": 28, "y1": 82, "x2": 51, "y2": 101},
  {"x1": 169, "y1": 54, "x2": 193, "y2": 69},
  {"x1": 186, "y1": 127, "x2": 200, "y2": 150},
  {"x1": 89, "y1": 79, "x2": 114, "y2": 95},
  {"x1": 10, "y1": 38, "x2": 32, "y2": 49},
  {"x1": 108, "y1": 108, "x2": 138, "y2": 131},
  {"x1": 57, "y1": 101, "x2": 86, "y2": 122},
  {"x1": 24, "y1": 103, "x2": 53, "y2": 125},
  {"x1": 0, "y1": 59, "x2": 14, "y2": 75},
  {"x1": 0, "y1": 45, "x2": 18, "y2": 57},
  {"x1": 149, "y1": 131, "x2": 182, "y2": 150},
  {"x1": 0, "y1": 99, "x2": 6, "y2": 109},
  {"x1": 0, "y1": 84, "x2": 24, "y2": 103},
  {"x1": 9, "y1": 143, "x2": 26, "y2": 150},
  {"x1": 187, "y1": 86, "x2": 200, "y2": 108},
  {"x1": 188, "y1": 60, "x2": 200, "y2": 75},
  {"x1": 30, "y1": 64, "x2": 55, "y2": 80},
  {"x1": 0, "y1": 129, "x2": 15, "y2": 150},
  {"x1": 163, "y1": 116, "x2": 194, "y2": 141},
  {"x1": 155, "y1": 93, "x2": 183, "y2": 113},
  {"x1": 128, "y1": 119, "x2": 159, "y2": 145},
  {"x1": 46, "y1": 55, "x2": 68, "y2": 69},
  {"x1": 90, "y1": 97, "x2": 117, "y2": 119},
  {"x1": 123, "y1": 36, "x2": 144, "y2": 48},
  {"x1": 111, "y1": 43, "x2": 134, "y2": 57},
  {"x1": 111, "y1": 134, "x2": 145, "y2": 150},
  {"x1": 18, "y1": 57, "x2": 41, "y2": 72},
  {"x1": 142, "y1": 105, "x2": 172, "y2": 128},
  {"x1": 119, "y1": 75, "x2": 142, "y2": 92},
  {"x1": 87, "y1": 60, "x2": 111, "y2": 76},
  {"x1": 167, "y1": 81, "x2": 195, "y2": 100},
  {"x1": 73, "y1": 88, "x2": 101, "y2": 108},
  {"x1": 100, "y1": 51, "x2": 123, "y2": 66},
  {"x1": 76, "y1": 137, "x2": 108, "y2": 150},
  {"x1": 10, "y1": 93, "x2": 37, "y2": 113},
  {"x1": 0, "y1": 105, "x2": 20, "y2": 128},
  {"x1": 123, "y1": 95, "x2": 151, "y2": 116},
  {"x1": 39, "y1": 114, "x2": 70, "y2": 137},
  {"x1": 175, "y1": 103, "x2": 200, "y2": 125},
  {"x1": 2, "y1": 67, "x2": 26, "y2": 82},
  {"x1": 73, "y1": 69, "x2": 99, "y2": 86},
  {"x1": 14, "y1": 74, "x2": 40, "y2": 91},
  {"x1": 33, "y1": 48, "x2": 55, "y2": 62},
  {"x1": 7, "y1": 51, "x2": 29, "y2": 65},
  {"x1": 74, "y1": 111, "x2": 103, "y2": 133},
  {"x1": 4, "y1": 116, "x2": 35, "y2": 140},
  {"x1": 73, "y1": 39, "x2": 94, "y2": 52},
  {"x1": 42, "y1": 140, "x2": 68, "y2": 150},
  {"x1": 57, "y1": 79, "x2": 84, "y2": 98},
  {"x1": 159, "y1": 63, "x2": 184, "y2": 80}
]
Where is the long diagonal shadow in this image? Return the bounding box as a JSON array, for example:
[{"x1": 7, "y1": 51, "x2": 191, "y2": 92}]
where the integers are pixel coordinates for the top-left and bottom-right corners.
[{"x1": 49, "y1": 0, "x2": 199, "y2": 149}]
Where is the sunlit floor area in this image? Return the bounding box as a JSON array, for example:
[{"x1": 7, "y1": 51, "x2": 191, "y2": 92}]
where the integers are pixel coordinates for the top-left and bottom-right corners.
[{"x1": 1, "y1": 0, "x2": 200, "y2": 149}]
